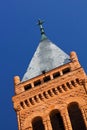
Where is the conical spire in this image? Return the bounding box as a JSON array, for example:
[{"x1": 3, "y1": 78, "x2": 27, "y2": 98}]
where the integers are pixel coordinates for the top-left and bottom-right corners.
[{"x1": 22, "y1": 21, "x2": 70, "y2": 82}]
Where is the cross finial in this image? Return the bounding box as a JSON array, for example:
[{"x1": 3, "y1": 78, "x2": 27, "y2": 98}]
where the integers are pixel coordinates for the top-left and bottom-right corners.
[
  {"x1": 38, "y1": 19, "x2": 45, "y2": 35},
  {"x1": 38, "y1": 19, "x2": 44, "y2": 26}
]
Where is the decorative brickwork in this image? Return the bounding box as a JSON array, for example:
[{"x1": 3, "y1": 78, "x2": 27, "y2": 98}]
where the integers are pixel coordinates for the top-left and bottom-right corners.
[{"x1": 12, "y1": 51, "x2": 87, "y2": 130}]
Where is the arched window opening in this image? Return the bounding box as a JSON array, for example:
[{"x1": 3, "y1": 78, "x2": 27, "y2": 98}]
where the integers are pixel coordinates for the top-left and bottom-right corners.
[
  {"x1": 68, "y1": 102, "x2": 86, "y2": 130},
  {"x1": 39, "y1": 94, "x2": 44, "y2": 100},
  {"x1": 52, "y1": 88, "x2": 58, "y2": 95},
  {"x1": 71, "y1": 80, "x2": 75, "y2": 87},
  {"x1": 66, "y1": 82, "x2": 72, "y2": 89},
  {"x1": 29, "y1": 98, "x2": 35, "y2": 105},
  {"x1": 62, "y1": 84, "x2": 67, "y2": 91},
  {"x1": 50, "y1": 110, "x2": 65, "y2": 130},
  {"x1": 32, "y1": 116, "x2": 45, "y2": 130},
  {"x1": 57, "y1": 86, "x2": 63, "y2": 93},
  {"x1": 76, "y1": 78, "x2": 80, "y2": 84},
  {"x1": 34, "y1": 96, "x2": 39, "y2": 103},
  {"x1": 43, "y1": 92, "x2": 49, "y2": 99},
  {"x1": 48, "y1": 90, "x2": 54, "y2": 97},
  {"x1": 24, "y1": 100, "x2": 29, "y2": 107},
  {"x1": 20, "y1": 102, "x2": 25, "y2": 109}
]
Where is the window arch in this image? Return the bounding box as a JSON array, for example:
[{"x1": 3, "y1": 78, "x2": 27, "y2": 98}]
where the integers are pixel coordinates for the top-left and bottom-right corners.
[
  {"x1": 50, "y1": 109, "x2": 65, "y2": 130},
  {"x1": 68, "y1": 102, "x2": 86, "y2": 130},
  {"x1": 32, "y1": 116, "x2": 45, "y2": 130}
]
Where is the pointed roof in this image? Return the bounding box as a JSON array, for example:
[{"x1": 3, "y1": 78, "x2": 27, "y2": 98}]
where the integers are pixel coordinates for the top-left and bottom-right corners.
[{"x1": 22, "y1": 20, "x2": 70, "y2": 82}]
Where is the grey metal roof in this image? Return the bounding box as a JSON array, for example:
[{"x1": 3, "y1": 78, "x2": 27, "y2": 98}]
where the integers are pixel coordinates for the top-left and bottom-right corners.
[{"x1": 22, "y1": 38, "x2": 70, "y2": 82}]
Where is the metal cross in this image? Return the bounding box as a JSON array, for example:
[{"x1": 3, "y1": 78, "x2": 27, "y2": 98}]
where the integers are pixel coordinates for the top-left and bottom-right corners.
[{"x1": 38, "y1": 19, "x2": 45, "y2": 35}]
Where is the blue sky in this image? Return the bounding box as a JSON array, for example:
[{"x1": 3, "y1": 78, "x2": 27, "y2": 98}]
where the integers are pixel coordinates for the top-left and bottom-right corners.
[{"x1": 0, "y1": 0, "x2": 87, "y2": 129}]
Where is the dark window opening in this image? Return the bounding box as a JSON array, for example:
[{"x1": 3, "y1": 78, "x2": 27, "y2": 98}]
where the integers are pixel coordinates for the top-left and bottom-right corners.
[
  {"x1": 24, "y1": 100, "x2": 29, "y2": 106},
  {"x1": 68, "y1": 102, "x2": 86, "y2": 130},
  {"x1": 62, "y1": 84, "x2": 67, "y2": 91},
  {"x1": 34, "y1": 96, "x2": 39, "y2": 102},
  {"x1": 20, "y1": 102, "x2": 25, "y2": 109},
  {"x1": 66, "y1": 82, "x2": 72, "y2": 89},
  {"x1": 48, "y1": 90, "x2": 53, "y2": 97},
  {"x1": 76, "y1": 78, "x2": 80, "y2": 84},
  {"x1": 71, "y1": 80, "x2": 75, "y2": 86},
  {"x1": 29, "y1": 98, "x2": 34, "y2": 105},
  {"x1": 57, "y1": 86, "x2": 63, "y2": 93},
  {"x1": 39, "y1": 94, "x2": 44, "y2": 100},
  {"x1": 43, "y1": 76, "x2": 51, "y2": 82},
  {"x1": 52, "y1": 88, "x2": 58, "y2": 95},
  {"x1": 34, "y1": 96, "x2": 37, "y2": 101},
  {"x1": 53, "y1": 72, "x2": 60, "y2": 79},
  {"x1": 24, "y1": 84, "x2": 32, "y2": 91},
  {"x1": 62, "y1": 68, "x2": 70, "y2": 74},
  {"x1": 43, "y1": 92, "x2": 49, "y2": 99},
  {"x1": 34, "y1": 80, "x2": 41, "y2": 87},
  {"x1": 32, "y1": 117, "x2": 45, "y2": 130},
  {"x1": 50, "y1": 110, "x2": 65, "y2": 130}
]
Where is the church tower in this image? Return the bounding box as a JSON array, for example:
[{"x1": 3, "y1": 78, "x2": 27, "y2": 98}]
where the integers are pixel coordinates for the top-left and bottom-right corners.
[{"x1": 12, "y1": 20, "x2": 87, "y2": 130}]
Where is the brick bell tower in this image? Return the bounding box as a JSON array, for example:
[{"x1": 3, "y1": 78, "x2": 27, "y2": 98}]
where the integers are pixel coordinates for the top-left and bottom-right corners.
[{"x1": 12, "y1": 20, "x2": 87, "y2": 130}]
